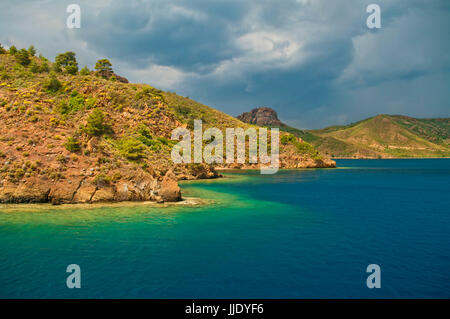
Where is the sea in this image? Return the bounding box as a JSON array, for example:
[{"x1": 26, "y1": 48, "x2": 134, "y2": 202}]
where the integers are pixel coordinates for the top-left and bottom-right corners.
[{"x1": 0, "y1": 159, "x2": 449, "y2": 298}]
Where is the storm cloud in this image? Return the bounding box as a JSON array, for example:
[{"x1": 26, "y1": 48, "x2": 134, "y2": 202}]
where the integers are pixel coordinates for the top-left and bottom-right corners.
[{"x1": 1, "y1": 0, "x2": 448, "y2": 128}]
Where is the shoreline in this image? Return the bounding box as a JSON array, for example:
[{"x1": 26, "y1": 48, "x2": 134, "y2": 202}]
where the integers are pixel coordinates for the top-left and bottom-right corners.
[
  {"x1": 2, "y1": 158, "x2": 448, "y2": 208},
  {"x1": 0, "y1": 196, "x2": 212, "y2": 212}
]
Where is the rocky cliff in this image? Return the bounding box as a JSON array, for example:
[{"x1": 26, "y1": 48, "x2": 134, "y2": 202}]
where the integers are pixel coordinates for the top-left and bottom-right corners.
[{"x1": 237, "y1": 107, "x2": 284, "y2": 127}]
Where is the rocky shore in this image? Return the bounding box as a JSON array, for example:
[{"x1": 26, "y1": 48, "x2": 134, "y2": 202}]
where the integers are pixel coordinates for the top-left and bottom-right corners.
[{"x1": 0, "y1": 169, "x2": 180, "y2": 205}]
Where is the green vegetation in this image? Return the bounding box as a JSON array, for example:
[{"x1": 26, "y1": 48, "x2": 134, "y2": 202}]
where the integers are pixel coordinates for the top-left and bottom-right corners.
[
  {"x1": 164, "y1": 91, "x2": 244, "y2": 130},
  {"x1": 94, "y1": 173, "x2": 112, "y2": 186},
  {"x1": 57, "y1": 90, "x2": 85, "y2": 115},
  {"x1": 116, "y1": 137, "x2": 147, "y2": 160},
  {"x1": 136, "y1": 125, "x2": 154, "y2": 146},
  {"x1": 55, "y1": 51, "x2": 78, "y2": 75},
  {"x1": 29, "y1": 61, "x2": 40, "y2": 73},
  {"x1": 64, "y1": 136, "x2": 81, "y2": 152},
  {"x1": 28, "y1": 45, "x2": 36, "y2": 57},
  {"x1": 83, "y1": 108, "x2": 111, "y2": 136},
  {"x1": 281, "y1": 134, "x2": 322, "y2": 160},
  {"x1": 80, "y1": 66, "x2": 90, "y2": 75},
  {"x1": 9, "y1": 45, "x2": 17, "y2": 55},
  {"x1": 40, "y1": 62, "x2": 50, "y2": 73},
  {"x1": 15, "y1": 49, "x2": 31, "y2": 66},
  {"x1": 0, "y1": 42, "x2": 335, "y2": 194},
  {"x1": 306, "y1": 115, "x2": 450, "y2": 158},
  {"x1": 42, "y1": 74, "x2": 62, "y2": 92},
  {"x1": 95, "y1": 59, "x2": 113, "y2": 78}
]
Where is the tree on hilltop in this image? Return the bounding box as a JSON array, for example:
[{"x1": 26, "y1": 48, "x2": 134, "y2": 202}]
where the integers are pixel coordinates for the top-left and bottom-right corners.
[
  {"x1": 16, "y1": 49, "x2": 31, "y2": 66},
  {"x1": 55, "y1": 51, "x2": 79, "y2": 75},
  {"x1": 79, "y1": 66, "x2": 91, "y2": 76},
  {"x1": 95, "y1": 59, "x2": 113, "y2": 78},
  {"x1": 28, "y1": 45, "x2": 36, "y2": 56},
  {"x1": 9, "y1": 45, "x2": 17, "y2": 55}
]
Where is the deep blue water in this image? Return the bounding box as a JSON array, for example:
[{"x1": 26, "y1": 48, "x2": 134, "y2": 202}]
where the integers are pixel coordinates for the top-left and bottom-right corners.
[{"x1": 0, "y1": 159, "x2": 449, "y2": 298}]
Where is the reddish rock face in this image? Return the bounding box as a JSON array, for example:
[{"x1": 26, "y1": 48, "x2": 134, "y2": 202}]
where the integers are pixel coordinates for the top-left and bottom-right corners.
[
  {"x1": 12, "y1": 177, "x2": 50, "y2": 203},
  {"x1": 159, "y1": 170, "x2": 181, "y2": 202},
  {"x1": 237, "y1": 107, "x2": 284, "y2": 127}
]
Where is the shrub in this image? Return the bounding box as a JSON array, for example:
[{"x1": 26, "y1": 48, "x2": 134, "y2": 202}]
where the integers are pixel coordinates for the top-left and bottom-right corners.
[
  {"x1": 79, "y1": 66, "x2": 90, "y2": 76},
  {"x1": 29, "y1": 115, "x2": 39, "y2": 122},
  {"x1": 94, "y1": 173, "x2": 111, "y2": 187},
  {"x1": 49, "y1": 117, "x2": 60, "y2": 127},
  {"x1": 157, "y1": 136, "x2": 172, "y2": 146},
  {"x1": 43, "y1": 74, "x2": 62, "y2": 93},
  {"x1": 52, "y1": 63, "x2": 61, "y2": 73},
  {"x1": 85, "y1": 97, "x2": 97, "y2": 109},
  {"x1": 40, "y1": 62, "x2": 50, "y2": 73},
  {"x1": 296, "y1": 141, "x2": 322, "y2": 160},
  {"x1": 64, "y1": 137, "x2": 81, "y2": 152},
  {"x1": 15, "y1": 49, "x2": 31, "y2": 66},
  {"x1": 0, "y1": 43, "x2": 5, "y2": 54},
  {"x1": 28, "y1": 45, "x2": 36, "y2": 56},
  {"x1": 30, "y1": 61, "x2": 40, "y2": 73},
  {"x1": 56, "y1": 154, "x2": 66, "y2": 163},
  {"x1": 58, "y1": 91, "x2": 85, "y2": 114},
  {"x1": 38, "y1": 53, "x2": 48, "y2": 61},
  {"x1": 281, "y1": 134, "x2": 297, "y2": 145},
  {"x1": 15, "y1": 168, "x2": 25, "y2": 179},
  {"x1": 116, "y1": 138, "x2": 146, "y2": 160},
  {"x1": 111, "y1": 171, "x2": 122, "y2": 181},
  {"x1": 9, "y1": 46, "x2": 17, "y2": 55},
  {"x1": 68, "y1": 91, "x2": 85, "y2": 112},
  {"x1": 136, "y1": 125, "x2": 153, "y2": 146},
  {"x1": 83, "y1": 108, "x2": 111, "y2": 136},
  {"x1": 135, "y1": 87, "x2": 165, "y2": 104},
  {"x1": 280, "y1": 134, "x2": 323, "y2": 160},
  {"x1": 65, "y1": 63, "x2": 78, "y2": 75}
]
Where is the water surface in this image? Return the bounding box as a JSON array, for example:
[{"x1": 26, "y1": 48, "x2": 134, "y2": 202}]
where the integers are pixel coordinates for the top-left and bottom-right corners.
[{"x1": 0, "y1": 159, "x2": 449, "y2": 298}]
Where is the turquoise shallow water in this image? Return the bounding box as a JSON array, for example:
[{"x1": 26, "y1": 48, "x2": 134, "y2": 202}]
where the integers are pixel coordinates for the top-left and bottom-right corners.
[{"x1": 0, "y1": 159, "x2": 449, "y2": 298}]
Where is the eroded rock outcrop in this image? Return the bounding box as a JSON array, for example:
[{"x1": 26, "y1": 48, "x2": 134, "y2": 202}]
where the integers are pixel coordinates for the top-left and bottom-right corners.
[
  {"x1": 237, "y1": 107, "x2": 284, "y2": 127},
  {"x1": 159, "y1": 170, "x2": 181, "y2": 202},
  {"x1": 0, "y1": 169, "x2": 185, "y2": 204}
]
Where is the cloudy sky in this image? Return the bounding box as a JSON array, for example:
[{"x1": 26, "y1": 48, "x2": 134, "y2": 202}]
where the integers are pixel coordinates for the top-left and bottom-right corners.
[{"x1": 1, "y1": 0, "x2": 449, "y2": 128}]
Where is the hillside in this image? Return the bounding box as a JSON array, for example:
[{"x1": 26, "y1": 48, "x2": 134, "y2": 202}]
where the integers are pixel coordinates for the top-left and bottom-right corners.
[
  {"x1": 237, "y1": 107, "x2": 450, "y2": 159},
  {"x1": 0, "y1": 45, "x2": 334, "y2": 204},
  {"x1": 308, "y1": 115, "x2": 450, "y2": 158}
]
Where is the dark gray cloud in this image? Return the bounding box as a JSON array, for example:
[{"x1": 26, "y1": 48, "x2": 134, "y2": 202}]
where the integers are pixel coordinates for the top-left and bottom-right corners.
[{"x1": 0, "y1": 0, "x2": 448, "y2": 128}]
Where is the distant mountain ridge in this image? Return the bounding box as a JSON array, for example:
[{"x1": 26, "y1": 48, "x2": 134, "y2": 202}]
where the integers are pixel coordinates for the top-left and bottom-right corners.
[{"x1": 237, "y1": 108, "x2": 450, "y2": 158}]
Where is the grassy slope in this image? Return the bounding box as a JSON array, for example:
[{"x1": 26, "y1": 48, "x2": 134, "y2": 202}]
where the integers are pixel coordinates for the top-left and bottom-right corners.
[
  {"x1": 305, "y1": 115, "x2": 450, "y2": 158},
  {"x1": 162, "y1": 92, "x2": 332, "y2": 163},
  {"x1": 163, "y1": 91, "x2": 248, "y2": 130}
]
